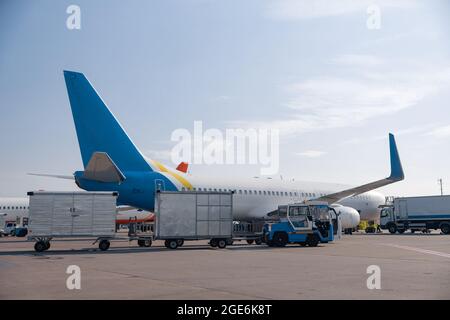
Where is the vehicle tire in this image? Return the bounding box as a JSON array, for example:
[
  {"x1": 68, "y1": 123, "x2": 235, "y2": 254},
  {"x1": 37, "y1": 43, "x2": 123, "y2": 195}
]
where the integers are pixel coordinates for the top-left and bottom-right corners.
[
  {"x1": 398, "y1": 229, "x2": 406, "y2": 234},
  {"x1": 306, "y1": 234, "x2": 319, "y2": 247},
  {"x1": 176, "y1": 239, "x2": 184, "y2": 247},
  {"x1": 273, "y1": 232, "x2": 288, "y2": 247},
  {"x1": 388, "y1": 224, "x2": 397, "y2": 234},
  {"x1": 34, "y1": 241, "x2": 46, "y2": 252},
  {"x1": 210, "y1": 239, "x2": 218, "y2": 247},
  {"x1": 137, "y1": 239, "x2": 144, "y2": 247},
  {"x1": 217, "y1": 239, "x2": 227, "y2": 249},
  {"x1": 299, "y1": 242, "x2": 307, "y2": 247},
  {"x1": 168, "y1": 240, "x2": 178, "y2": 249},
  {"x1": 267, "y1": 240, "x2": 275, "y2": 247},
  {"x1": 255, "y1": 238, "x2": 262, "y2": 245},
  {"x1": 99, "y1": 240, "x2": 110, "y2": 251},
  {"x1": 226, "y1": 239, "x2": 234, "y2": 245},
  {"x1": 143, "y1": 239, "x2": 152, "y2": 247},
  {"x1": 440, "y1": 223, "x2": 450, "y2": 235},
  {"x1": 10, "y1": 230, "x2": 16, "y2": 237},
  {"x1": 246, "y1": 239, "x2": 254, "y2": 245},
  {"x1": 411, "y1": 230, "x2": 416, "y2": 234}
]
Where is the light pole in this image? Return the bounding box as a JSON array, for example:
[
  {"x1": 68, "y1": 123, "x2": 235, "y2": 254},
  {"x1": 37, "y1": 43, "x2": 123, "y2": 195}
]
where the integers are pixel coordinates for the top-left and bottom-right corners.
[{"x1": 438, "y1": 178, "x2": 443, "y2": 196}]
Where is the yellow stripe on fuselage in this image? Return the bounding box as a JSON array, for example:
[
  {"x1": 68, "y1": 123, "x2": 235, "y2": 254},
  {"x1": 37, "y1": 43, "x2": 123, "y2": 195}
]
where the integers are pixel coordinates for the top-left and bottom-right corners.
[{"x1": 151, "y1": 160, "x2": 193, "y2": 190}]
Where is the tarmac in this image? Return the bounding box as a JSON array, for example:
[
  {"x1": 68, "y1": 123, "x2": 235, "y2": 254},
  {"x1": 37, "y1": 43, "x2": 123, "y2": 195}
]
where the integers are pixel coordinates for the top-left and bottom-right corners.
[{"x1": 0, "y1": 231, "x2": 449, "y2": 299}]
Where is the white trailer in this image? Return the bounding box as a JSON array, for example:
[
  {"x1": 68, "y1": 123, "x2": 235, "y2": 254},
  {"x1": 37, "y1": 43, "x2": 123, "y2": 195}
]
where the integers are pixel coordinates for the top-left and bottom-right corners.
[
  {"x1": 380, "y1": 195, "x2": 450, "y2": 234},
  {"x1": 27, "y1": 191, "x2": 118, "y2": 251},
  {"x1": 155, "y1": 190, "x2": 233, "y2": 249}
]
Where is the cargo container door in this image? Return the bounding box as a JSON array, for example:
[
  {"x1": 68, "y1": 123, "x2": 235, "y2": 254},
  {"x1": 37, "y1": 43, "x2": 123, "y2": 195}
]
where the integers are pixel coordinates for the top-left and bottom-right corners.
[
  {"x1": 52, "y1": 194, "x2": 74, "y2": 236},
  {"x1": 72, "y1": 194, "x2": 94, "y2": 236}
]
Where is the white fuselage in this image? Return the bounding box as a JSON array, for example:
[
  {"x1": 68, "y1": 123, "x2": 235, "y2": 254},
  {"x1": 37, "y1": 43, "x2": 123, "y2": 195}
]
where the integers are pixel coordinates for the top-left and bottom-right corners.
[
  {"x1": 0, "y1": 198, "x2": 29, "y2": 223},
  {"x1": 172, "y1": 175, "x2": 385, "y2": 222}
]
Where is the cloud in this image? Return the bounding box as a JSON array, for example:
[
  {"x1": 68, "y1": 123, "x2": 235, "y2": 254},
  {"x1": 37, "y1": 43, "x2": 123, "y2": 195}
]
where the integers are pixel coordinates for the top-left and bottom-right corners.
[
  {"x1": 331, "y1": 54, "x2": 384, "y2": 68},
  {"x1": 265, "y1": 0, "x2": 419, "y2": 20},
  {"x1": 425, "y1": 125, "x2": 450, "y2": 139},
  {"x1": 228, "y1": 58, "x2": 450, "y2": 137},
  {"x1": 296, "y1": 150, "x2": 327, "y2": 158}
]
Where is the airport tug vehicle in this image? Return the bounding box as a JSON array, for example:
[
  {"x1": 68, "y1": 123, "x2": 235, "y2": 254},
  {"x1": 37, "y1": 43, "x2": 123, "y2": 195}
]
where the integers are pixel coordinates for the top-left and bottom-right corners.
[{"x1": 263, "y1": 201, "x2": 336, "y2": 247}]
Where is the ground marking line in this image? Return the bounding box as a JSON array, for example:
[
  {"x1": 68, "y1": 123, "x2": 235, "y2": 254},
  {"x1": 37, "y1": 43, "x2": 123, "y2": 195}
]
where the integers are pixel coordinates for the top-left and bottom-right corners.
[{"x1": 381, "y1": 243, "x2": 450, "y2": 259}]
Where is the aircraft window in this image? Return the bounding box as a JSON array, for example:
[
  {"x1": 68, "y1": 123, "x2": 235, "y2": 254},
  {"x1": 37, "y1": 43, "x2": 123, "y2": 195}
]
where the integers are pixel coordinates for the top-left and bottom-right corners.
[
  {"x1": 289, "y1": 192, "x2": 292, "y2": 196},
  {"x1": 7, "y1": 206, "x2": 10, "y2": 210},
  {"x1": 294, "y1": 192, "x2": 297, "y2": 196},
  {"x1": 249, "y1": 190, "x2": 252, "y2": 195},
  {"x1": 259, "y1": 190, "x2": 262, "y2": 195},
  {"x1": 301, "y1": 192, "x2": 305, "y2": 197},
  {"x1": 276, "y1": 191, "x2": 279, "y2": 196},
  {"x1": 285, "y1": 192, "x2": 288, "y2": 196},
  {"x1": 244, "y1": 190, "x2": 247, "y2": 194}
]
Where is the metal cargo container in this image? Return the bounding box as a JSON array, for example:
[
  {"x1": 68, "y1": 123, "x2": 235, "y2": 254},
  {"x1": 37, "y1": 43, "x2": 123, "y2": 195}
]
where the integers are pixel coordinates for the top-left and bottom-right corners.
[
  {"x1": 27, "y1": 191, "x2": 118, "y2": 251},
  {"x1": 155, "y1": 191, "x2": 233, "y2": 249}
]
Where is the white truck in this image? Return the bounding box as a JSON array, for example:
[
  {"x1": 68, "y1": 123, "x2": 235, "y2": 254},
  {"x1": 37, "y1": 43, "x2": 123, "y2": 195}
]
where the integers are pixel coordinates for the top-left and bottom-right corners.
[
  {"x1": 27, "y1": 191, "x2": 118, "y2": 251},
  {"x1": 380, "y1": 195, "x2": 450, "y2": 234}
]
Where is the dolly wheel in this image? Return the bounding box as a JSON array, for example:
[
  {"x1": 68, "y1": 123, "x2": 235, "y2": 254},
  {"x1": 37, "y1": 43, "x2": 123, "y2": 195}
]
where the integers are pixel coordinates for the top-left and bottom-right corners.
[
  {"x1": 168, "y1": 240, "x2": 178, "y2": 249},
  {"x1": 137, "y1": 239, "x2": 144, "y2": 247},
  {"x1": 176, "y1": 239, "x2": 184, "y2": 247},
  {"x1": 99, "y1": 240, "x2": 110, "y2": 251},
  {"x1": 34, "y1": 241, "x2": 46, "y2": 252},
  {"x1": 144, "y1": 239, "x2": 152, "y2": 247},
  {"x1": 210, "y1": 239, "x2": 218, "y2": 247},
  {"x1": 246, "y1": 239, "x2": 254, "y2": 245},
  {"x1": 44, "y1": 241, "x2": 51, "y2": 250},
  {"x1": 255, "y1": 238, "x2": 262, "y2": 245},
  {"x1": 217, "y1": 239, "x2": 227, "y2": 249}
]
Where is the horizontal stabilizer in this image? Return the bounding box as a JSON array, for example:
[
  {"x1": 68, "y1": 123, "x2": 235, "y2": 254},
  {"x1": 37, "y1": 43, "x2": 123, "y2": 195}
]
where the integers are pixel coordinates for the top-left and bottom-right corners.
[
  {"x1": 28, "y1": 173, "x2": 74, "y2": 180},
  {"x1": 83, "y1": 152, "x2": 126, "y2": 183},
  {"x1": 317, "y1": 133, "x2": 404, "y2": 204}
]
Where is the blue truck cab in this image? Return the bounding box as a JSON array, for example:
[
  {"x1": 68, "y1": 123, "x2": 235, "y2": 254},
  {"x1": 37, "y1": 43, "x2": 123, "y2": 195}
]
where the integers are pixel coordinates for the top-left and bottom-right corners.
[{"x1": 263, "y1": 201, "x2": 336, "y2": 247}]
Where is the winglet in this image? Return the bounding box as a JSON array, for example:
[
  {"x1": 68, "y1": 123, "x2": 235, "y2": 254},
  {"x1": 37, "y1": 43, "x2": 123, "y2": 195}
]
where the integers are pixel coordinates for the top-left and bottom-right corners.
[{"x1": 388, "y1": 133, "x2": 404, "y2": 181}]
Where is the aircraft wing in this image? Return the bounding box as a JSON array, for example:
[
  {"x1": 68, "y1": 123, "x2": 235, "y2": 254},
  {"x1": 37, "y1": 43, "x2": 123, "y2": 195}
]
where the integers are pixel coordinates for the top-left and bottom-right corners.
[{"x1": 315, "y1": 133, "x2": 404, "y2": 204}]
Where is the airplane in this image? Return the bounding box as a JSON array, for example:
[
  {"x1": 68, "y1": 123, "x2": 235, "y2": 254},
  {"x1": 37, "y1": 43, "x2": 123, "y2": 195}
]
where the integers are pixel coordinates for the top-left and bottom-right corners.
[{"x1": 31, "y1": 70, "x2": 405, "y2": 232}]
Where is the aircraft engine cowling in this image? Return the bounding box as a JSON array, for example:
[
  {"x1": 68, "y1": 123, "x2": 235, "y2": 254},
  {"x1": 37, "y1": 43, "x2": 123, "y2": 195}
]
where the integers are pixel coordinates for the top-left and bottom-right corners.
[{"x1": 331, "y1": 204, "x2": 360, "y2": 229}]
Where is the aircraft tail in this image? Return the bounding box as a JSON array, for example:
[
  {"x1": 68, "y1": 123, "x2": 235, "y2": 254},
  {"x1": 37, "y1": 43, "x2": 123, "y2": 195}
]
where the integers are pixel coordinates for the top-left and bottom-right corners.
[{"x1": 63, "y1": 70, "x2": 151, "y2": 172}]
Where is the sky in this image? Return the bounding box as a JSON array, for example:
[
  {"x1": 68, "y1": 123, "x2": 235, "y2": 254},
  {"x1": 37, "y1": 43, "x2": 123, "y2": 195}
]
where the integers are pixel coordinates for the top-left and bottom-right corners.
[{"x1": 0, "y1": 0, "x2": 449, "y2": 198}]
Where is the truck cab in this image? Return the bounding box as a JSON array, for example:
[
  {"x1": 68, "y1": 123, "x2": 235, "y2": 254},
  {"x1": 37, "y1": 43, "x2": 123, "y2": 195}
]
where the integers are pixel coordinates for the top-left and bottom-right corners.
[{"x1": 263, "y1": 201, "x2": 336, "y2": 247}]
